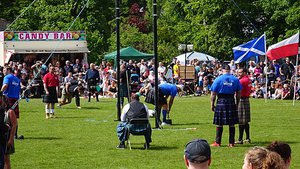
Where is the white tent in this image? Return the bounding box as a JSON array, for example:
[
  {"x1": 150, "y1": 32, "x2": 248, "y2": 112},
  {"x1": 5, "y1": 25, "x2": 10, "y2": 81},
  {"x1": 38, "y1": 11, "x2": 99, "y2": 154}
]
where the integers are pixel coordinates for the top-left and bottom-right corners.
[{"x1": 175, "y1": 51, "x2": 216, "y2": 65}]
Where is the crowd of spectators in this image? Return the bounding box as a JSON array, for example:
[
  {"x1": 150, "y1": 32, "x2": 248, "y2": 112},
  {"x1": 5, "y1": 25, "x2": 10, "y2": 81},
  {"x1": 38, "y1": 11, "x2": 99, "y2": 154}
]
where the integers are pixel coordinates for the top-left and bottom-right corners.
[
  {"x1": 188, "y1": 57, "x2": 300, "y2": 100},
  {"x1": 1, "y1": 56, "x2": 299, "y2": 101}
]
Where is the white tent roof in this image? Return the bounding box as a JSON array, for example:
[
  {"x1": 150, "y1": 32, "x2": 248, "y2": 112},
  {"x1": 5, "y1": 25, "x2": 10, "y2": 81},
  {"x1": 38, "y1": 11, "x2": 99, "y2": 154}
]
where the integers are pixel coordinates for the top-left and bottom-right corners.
[{"x1": 175, "y1": 51, "x2": 216, "y2": 65}]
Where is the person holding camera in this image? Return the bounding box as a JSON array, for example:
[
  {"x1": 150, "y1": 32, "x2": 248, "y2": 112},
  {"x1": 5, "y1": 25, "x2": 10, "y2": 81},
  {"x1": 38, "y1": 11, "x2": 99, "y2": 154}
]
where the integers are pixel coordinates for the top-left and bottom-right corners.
[{"x1": 85, "y1": 63, "x2": 100, "y2": 102}]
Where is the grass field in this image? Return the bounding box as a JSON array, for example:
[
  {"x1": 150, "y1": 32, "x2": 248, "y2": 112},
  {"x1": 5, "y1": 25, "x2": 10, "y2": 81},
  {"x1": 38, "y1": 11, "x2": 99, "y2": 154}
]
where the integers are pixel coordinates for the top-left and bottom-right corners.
[{"x1": 11, "y1": 96, "x2": 300, "y2": 169}]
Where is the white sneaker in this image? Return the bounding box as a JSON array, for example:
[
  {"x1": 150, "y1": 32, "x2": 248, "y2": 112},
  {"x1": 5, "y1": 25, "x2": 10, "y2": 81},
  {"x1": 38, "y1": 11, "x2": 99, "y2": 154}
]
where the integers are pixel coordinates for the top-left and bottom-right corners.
[
  {"x1": 77, "y1": 106, "x2": 81, "y2": 109},
  {"x1": 161, "y1": 122, "x2": 171, "y2": 126}
]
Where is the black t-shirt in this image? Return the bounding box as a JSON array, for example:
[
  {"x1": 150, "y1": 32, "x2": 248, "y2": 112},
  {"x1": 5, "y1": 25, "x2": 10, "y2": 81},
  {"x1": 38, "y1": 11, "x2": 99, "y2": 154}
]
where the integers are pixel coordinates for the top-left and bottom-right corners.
[{"x1": 280, "y1": 63, "x2": 294, "y2": 75}]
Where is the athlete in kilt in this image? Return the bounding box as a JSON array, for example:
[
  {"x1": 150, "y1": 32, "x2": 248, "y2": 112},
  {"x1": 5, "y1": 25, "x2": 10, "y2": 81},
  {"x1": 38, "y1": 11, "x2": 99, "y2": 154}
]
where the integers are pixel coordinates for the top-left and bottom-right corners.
[
  {"x1": 157, "y1": 83, "x2": 183, "y2": 126},
  {"x1": 1, "y1": 66, "x2": 23, "y2": 139},
  {"x1": 235, "y1": 68, "x2": 252, "y2": 144},
  {"x1": 85, "y1": 63, "x2": 100, "y2": 102},
  {"x1": 43, "y1": 65, "x2": 59, "y2": 119},
  {"x1": 210, "y1": 65, "x2": 242, "y2": 147}
]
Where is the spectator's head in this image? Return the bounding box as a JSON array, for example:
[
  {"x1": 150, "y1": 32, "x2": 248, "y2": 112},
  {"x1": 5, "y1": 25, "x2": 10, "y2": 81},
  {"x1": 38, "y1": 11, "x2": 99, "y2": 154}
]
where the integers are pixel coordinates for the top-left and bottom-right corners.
[
  {"x1": 66, "y1": 60, "x2": 71, "y2": 65},
  {"x1": 285, "y1": 57, "x2": 290, "y2": 63},
  {"x1": 184, "y1": 139, "x2": 211, "y2": 169},
  {"x1": 243, "y1": 146, "x2": 285, "y2": 169},
  {"x1": 76, "y1": 59, "x2": 80, "y2": 64},
  {"x1": 272, "y1": 60, "x2": 277, "y2": 65},
  {"x1": 90, "y1": 63, "x2": 95, "y2": 69},
  {"x1": 266, "y1": 141, "x2": 291, "y2": 169}
]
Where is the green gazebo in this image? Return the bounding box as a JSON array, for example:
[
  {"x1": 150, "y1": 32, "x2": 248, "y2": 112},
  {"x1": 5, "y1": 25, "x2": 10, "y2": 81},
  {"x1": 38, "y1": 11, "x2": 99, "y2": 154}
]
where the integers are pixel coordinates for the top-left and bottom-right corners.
[{"x1": 104, "y1": 46, "x2": 153, "y2": 66}]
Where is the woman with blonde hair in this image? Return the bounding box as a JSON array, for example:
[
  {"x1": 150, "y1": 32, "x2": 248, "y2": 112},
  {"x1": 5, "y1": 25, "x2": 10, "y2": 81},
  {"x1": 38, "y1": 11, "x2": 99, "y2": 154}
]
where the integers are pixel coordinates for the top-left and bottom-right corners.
[{"x1": 242, "y1": 146, "x2": 285, "y2": 169}]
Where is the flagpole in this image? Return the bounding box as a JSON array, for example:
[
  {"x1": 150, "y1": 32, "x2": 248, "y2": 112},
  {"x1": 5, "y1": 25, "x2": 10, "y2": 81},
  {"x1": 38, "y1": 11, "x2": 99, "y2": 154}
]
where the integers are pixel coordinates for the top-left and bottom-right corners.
[
  {"x1": 264, "y1": 33, "x2": 268, "y2": 103},
  {"x1": 293, "y1": 54, "x2": 298, "y2": 106},
  {"x1": 293, "y1": 30, "x2": 300, "y2": 106}
]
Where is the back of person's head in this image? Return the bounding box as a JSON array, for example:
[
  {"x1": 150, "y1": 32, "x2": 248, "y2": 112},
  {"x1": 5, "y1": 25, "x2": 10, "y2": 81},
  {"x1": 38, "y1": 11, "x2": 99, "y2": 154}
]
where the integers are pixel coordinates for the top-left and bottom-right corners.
[
  {"x1": 266, "y1": 141, "x2": 291, "y2": 168},
  {"x1": 131, "y1": 93, "x2": 139, "y2": 101},
  {"x1": 184, "y1": 139, "x2": 211, "y2": 169},
  {"x1": 243, "y1": 146, "x2": 285, "y2": 169}
]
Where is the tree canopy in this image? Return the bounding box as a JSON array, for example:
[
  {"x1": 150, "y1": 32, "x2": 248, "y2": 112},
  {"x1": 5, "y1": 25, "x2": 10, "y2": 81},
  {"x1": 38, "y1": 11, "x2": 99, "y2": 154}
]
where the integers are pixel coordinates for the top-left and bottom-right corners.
[{"x1": 0, "y1": 0, "x2": 299, "y2": 63}]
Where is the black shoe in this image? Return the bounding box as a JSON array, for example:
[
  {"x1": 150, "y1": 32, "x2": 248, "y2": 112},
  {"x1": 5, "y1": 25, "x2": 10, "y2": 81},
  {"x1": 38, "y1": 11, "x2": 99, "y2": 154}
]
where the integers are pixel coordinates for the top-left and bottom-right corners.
[
  {"x1": 144, "y1": 143, "x2": 150, "y2": 149},
  {"x1": 116, "y1": 144, "x2": 126, "y2": 149},
  {"x1": 15, "y1": 135, "x2": 24, "y2": 140}
]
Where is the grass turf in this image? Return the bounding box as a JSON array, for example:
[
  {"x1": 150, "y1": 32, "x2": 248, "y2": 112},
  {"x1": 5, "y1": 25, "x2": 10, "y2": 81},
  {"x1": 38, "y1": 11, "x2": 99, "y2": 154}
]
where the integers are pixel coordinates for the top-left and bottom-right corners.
[{"x1": 11, "y1": 96, "x2": 300, "y2": 168}]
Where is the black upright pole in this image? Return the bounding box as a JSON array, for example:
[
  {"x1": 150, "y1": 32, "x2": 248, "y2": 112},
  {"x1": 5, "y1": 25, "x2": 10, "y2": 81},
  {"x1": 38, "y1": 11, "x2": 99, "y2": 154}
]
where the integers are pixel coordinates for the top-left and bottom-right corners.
[
  {"x1": 116, "y1": 0, "x2": 121, "y2": 121},
  {"x1": 153, "y1": 0, "x2": 159, "y2": 128}
]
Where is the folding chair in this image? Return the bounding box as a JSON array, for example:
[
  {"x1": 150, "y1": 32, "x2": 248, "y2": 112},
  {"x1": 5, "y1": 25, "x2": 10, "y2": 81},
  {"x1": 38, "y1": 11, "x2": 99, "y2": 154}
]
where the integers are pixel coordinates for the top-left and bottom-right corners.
[{"x1": 126, "y1": 118, "x2": 150, "y2": 150}]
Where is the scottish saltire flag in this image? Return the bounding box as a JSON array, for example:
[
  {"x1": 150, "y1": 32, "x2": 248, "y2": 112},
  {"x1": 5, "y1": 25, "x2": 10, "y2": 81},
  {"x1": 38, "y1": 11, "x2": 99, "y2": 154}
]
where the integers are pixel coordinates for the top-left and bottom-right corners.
[{"x1": 233, "y1": 34, "x2": 266, "y2": 63}]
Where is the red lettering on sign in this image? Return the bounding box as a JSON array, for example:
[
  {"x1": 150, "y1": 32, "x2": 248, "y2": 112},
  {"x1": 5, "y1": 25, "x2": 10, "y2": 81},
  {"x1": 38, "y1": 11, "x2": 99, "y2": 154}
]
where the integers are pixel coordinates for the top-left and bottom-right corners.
[
  {"x1": 44, "y1": 33, "x2": 49, "y2": 39},
  {"x1": 66, "y1": 32, "x2": 71, "y2": 39},
  {"x1": 54, "y1": 33, "x2": 58, "y2": 39},
  {"x1": 25, "y1": 33, "x2": 30, "y2": 40}
]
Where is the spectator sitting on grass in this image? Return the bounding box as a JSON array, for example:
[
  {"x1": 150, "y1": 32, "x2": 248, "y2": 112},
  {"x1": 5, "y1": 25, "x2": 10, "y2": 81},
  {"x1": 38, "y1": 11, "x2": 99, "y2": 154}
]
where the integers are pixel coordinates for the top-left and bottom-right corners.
[
  {"x1": 281, "y1": 83, "x2": 291, "y2": 100},
  {"x1": 266, "y1": 141, "x2": 291, "y2": 169},
  {"x1": 184, "y1": 139, "x2": 211, "y2": 169}
]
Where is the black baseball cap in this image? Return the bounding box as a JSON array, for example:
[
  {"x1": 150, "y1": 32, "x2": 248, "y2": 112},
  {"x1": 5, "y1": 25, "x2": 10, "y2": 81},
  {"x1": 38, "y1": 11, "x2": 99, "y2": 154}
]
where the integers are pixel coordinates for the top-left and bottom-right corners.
[{"x1": 184, "y1": 139, "x2": 211, "y2": 163}]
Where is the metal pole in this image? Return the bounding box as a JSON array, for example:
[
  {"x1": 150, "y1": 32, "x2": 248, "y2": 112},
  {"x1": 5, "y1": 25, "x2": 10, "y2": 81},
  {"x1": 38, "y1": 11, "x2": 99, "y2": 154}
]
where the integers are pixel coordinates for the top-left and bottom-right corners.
[
  {"x1": 153, "y1": 0, "x2": 159, "y2": 128},
  {"x1": 293, "y1": 54, "x2": 298, "y2": 106},
  {"x1": 184, "y1": 48, "x2": 187, "y2": 87},
  {"x1": 116, "y1": 0, "x2": 121, "y2": 121}
]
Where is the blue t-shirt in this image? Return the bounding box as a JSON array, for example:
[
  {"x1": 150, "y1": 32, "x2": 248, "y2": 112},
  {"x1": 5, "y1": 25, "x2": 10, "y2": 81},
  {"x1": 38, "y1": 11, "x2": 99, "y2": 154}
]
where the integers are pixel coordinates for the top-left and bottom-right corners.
[
  {"x1": 159, "y1": 83, "x2": 177, "y2": 97},
  {"x1": 3, "y1": 74, "x2": 21, "y2": 99},
  {"x1": 210, "y1": 74, "x2": 242, "y2": 94}
]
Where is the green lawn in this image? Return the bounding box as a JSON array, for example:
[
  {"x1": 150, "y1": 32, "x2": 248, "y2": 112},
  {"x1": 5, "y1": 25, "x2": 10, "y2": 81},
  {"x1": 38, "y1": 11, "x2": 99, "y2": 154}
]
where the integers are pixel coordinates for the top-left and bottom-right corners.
[{"x1": 12, "y1": 96, "x2": 300, "y2": 169}]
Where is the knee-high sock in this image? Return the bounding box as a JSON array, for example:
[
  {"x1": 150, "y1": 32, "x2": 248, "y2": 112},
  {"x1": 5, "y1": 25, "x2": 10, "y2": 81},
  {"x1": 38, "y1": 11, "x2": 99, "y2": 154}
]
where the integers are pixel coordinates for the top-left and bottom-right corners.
[
  {"x1": 15, "y1": 125, "x2": 18, "y2": 138},
  {"x1": 229, "y1": 126, "x2": 235, "y2": 144},
  {"x1": 96, "y1": 93, "x2": 99, "y2": 101},
  {"x1": 162, "y1": 110, "x2": 167, "y2": 122},
  {"x1": 216, "y1": 126, "x2": 223, "y2": 144},
  {"x1": 245, "y1": 123, "x2": 250, "y2": 139},
  {"x1": 88, "y1": 93, "x2": 91, "y2": 102},
  {"x1": 238, "y1": 125, "x2": 245, "y2": 141}
]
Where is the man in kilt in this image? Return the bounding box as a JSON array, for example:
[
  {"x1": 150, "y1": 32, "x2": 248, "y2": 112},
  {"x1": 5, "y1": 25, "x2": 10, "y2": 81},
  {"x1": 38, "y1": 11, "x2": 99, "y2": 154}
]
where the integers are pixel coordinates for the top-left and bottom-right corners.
[
  {"x1": 158, "y1": 83, "x2": 183, "y2": 126},
  {"x1": 119, "y1": 64, "x2": 129, "y2": 107},
  {"x1": 235, "y1": 68, "x2": 252, "y2": 144},
  {"x1": 210, "y1": 65, "x2": 242, "y2": 147},
  {"x1": 85, "y1": 63, "x2": 100, "y2": 102},
  {"x1": 43, "y1": 65, "x2": 59, "y2": 119}
]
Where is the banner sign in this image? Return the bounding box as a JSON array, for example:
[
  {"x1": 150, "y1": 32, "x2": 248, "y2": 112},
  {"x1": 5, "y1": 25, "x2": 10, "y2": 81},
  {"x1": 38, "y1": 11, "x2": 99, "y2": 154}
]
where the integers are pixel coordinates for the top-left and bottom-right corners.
[{"x1": 2, "y1": 31, "x2": 86, "y2": 41}]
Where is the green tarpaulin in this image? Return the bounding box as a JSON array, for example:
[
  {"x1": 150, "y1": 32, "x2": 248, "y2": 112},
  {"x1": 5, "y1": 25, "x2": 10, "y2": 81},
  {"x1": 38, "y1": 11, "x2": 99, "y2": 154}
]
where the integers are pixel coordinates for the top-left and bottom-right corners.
[{"x1": 104, "y1": 46, "x2": 153, "y2": 61}]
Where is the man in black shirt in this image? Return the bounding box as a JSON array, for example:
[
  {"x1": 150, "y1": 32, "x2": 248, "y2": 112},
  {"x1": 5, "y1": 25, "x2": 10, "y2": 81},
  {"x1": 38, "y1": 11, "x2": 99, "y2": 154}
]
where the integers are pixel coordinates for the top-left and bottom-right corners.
[{"x1": 280, "y1": 57, "x2": 294, "y2": 83}]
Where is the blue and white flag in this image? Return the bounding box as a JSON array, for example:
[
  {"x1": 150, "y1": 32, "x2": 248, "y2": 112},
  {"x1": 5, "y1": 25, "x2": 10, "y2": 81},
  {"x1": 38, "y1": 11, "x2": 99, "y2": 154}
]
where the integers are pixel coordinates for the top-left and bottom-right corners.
[{"x1": 233, "y1": 34, "x2": 266, "y2": 63}]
